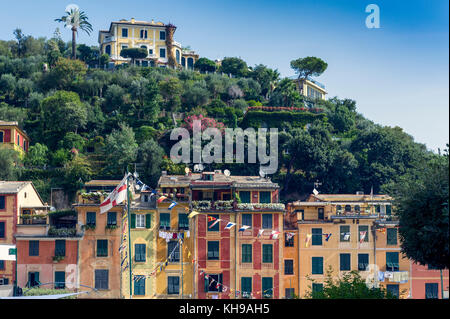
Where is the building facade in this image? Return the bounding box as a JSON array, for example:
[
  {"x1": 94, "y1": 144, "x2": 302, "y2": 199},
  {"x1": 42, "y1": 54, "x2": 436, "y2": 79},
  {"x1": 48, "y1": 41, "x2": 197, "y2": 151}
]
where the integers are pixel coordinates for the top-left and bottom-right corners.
[
  {"x1": 293, "y1": 78, "x2": 327, "y2": 100},
  {"x1": 0, "y1": 121, "x2": 29, "y2": 157},
  {"x1": 410, "y1": 263, "x2": 449, "y2": 299},
  {"x1": 98, "y1": 18, "x2": 199, "y2": 68}
]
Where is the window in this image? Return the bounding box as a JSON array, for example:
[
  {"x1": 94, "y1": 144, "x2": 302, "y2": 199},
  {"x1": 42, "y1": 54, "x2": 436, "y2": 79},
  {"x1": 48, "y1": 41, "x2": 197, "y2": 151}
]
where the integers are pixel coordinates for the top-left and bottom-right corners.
[
  {"x1": 168, "y1": 241, "x2": 180, "y2": 262},
  {"x1": 386, "y1": 284, "x2": 399, "y2": 298},
  {"x1": 345, "y1": 205, "x2": 351, "y2": 212},
  {"x1": 0, "y1": 260, "x2": 4, "y2": 270},
  {"x1": 241, "y1": 244, "x2": 252, "y2": 263},
  {"x1": 159, "y1": 31, "x2": 166, "y2": 40},
  {"x1": 340, "y1": 225, "x2": 350, "y2": 242},
  {"x1": 0, "y1": 131, "x2": 3, "y2": 142},
  {"x1": 121, "y1": 28, "x2": 128, "y2": 37},
  {"x1": 240, "y1": 191, "x2": 251, "y2": 203},
  {"x1": 107, "y1": 212, "x2": 117, "y2": 226},
  {"x1": 207, "y1": 241, "x2": 219, "y2": 260},
  {"x1": 358, "y1": 254, "x2": 369, "y2": 271},
  {"x1": 336, "y1": 205, "x2": 342, "y2": 214},
  {"x1": 105, "y1": 45, "x2": 111, "y2": 55},
  {"x1": 425, "y1": 283, "x2": 439, "y2": 299},
  {"x1": 204, "y1": 274, "x2": 222, "y2": 292},
  {"x1": 160, "y1": 48, "x2": 166, "y2": 58},
  {"x1": 259, "y1": 191, "x2": 271, "y2": 204},
  {"x1": 340, "y1": 253, "x2": 351, "y2": 271},
  {"x1": 207, "y1": 214, "x2": 220, "y2": 232},
  {"x1": 187, "y1": 57, "x2": 194, "y2": 69},
  {"x1": 262, "y1": 277, "x2": 273, "y2": 298},
  {"x1": 160, "y1": 213, "x2": 170, "y2": 230},
  {"x1": 318, "y1": 208, "x2": 324, "y2": 219},
  {"x1": 135, "y1": 214, "x2": 145, "y2": 228},
  {"x1": 176, "y1": 50, "x2": 180, "y2": 64},
  {"x1": 375, "y1": 205, "x2": 381, "y2": 213},
  {"x1": 242, "y1": 214, "x2": 252, "y2": 227},
  {"x1": 355, "y1": 205, "x2": 361, "y2": 213},
  {"x1": 386, "y1": 252, "x2": 399, "y2": 271},
  {"x1": 54, "y1": 271, "x2": 65, "y2": 289},
  {"x1": 168, "y1": 276, "x2": 180, "y2": 295},
  {"x1": 312, "y1": 257, "x2": 323, "y2": 275},
  {"x1": 55, "y1": 240, "x2": 66, "y2": 257},
  {"x1": 178, "y1": 213, "x2": 189, "y2": 230},
  {"x1": 284, "y1": 260, "x2": 294, "y2": 275},
  {"x1": 86, "y1": 212, "x2": 96, "y2": 226},
  {"x1": 145, "y1": 214, "x2": 151, "y2": 229},
  {"x1": 0, "y1": 196, "x2": 5, "y2": 210},
  {"x1": 285, "y1": 233, "x2": 294, "y2": 247},
  {"x1": 387, "y1": 228, "x2": 398, "y2": 245},
  {"x1": 241, "y1": 277, "x2": 252, "y2": 298},
  {"x1": 262, "y1": 214, "x2": 272, "y2": 229},
  {"x1": 0, "y1": 221, "x2": 4, "y2": 238},
  {"x1": 140, "y1": 29, "x2": 147, "y2": 39},
  {"x1": 29, "y1": 241, "x2": 39, "y2": 256},
  {"x1": 312, "y1": 228, "x2": 322, "y2": 245},
  {"x1": 285, "y1": 288, "x2": 295, "y2": 299},
  {"x1": 97, "y1": 240, "x2": 108, "y2": 257},
  {"x1": 95, "y1": 269, "x2": 109, "y2": 290},
  {"x1": 135, "y1": 244, "x2": 146, "y2": 262},
  {"x1": 134, "y1": 277, "x2": 145, "y2": 295},
  {"x1": 386, "y1": 205, "x2": 392, "y2": 215},
  {"x1": 358, "y1": 225, "x2": 369, "y2": 242},
  {"x1": 312, "y1": 283, "x2": 323, "y2": 294},
  {"x1": 262, "y1": 244, "x2": 273, "y2": 263}
]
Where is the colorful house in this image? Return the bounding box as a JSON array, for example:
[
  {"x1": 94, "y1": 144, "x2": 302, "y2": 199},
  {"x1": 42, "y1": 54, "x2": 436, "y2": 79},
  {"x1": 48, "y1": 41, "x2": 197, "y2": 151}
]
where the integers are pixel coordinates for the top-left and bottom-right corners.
[
  {"x1": 74, "y1": 180, "x2": 125, "y2": 298},
  {"x1": 98, "y1": 18, "x2": 199, "y2": 68},
  {"x1": 190, "y1": 171, "x2": 284, "y2": 299},
  {"x1": 410, "y1": 262, "x2": 449, "y2": 299},
  {"x1": 0, "y1": 181, "x2": 46, "y2": 289},
  {"x1": 154, "y1": 172, "x2": 194, "y2": 298},
  {"x1": 0, "y1": 121, "x2": 30, "y2": 157},
  {"x1": 287, "y1": 192, "x2": 410, "y2": 298}
]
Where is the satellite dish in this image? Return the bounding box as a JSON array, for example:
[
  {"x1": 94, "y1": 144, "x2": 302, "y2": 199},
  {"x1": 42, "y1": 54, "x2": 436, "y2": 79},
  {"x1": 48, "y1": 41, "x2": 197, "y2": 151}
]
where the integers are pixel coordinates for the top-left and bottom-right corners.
[
  {"x1": 224, "y1": 169, "x2": 231, "y2": 177},
  {"x1": 198, "y1": 163, "x2": 204, "y2": 172},
  {"x1": 193, "y1": 164, "x2": 199, "y2": 172},
  {"x1": 259, "y1": 169, "x2": 266, "y2": 178},
  {"x1": 184, "y1": 167, "x2": 190, "y2": 174}
]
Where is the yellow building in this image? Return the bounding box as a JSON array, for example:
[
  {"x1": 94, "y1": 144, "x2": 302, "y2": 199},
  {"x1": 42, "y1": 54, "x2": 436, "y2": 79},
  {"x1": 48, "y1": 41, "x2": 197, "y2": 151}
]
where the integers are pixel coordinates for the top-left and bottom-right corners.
[
  {"x1": 98, "y1": 18, "x2": 199, "y2": 69},
  {"x1": 0, "y1": 121, "x2": 30, "y2": 157},
  {"x1": 288, "y1": 192, "x2": 410, "y2": 299},
  {"x1": 293, "y1": 78, "x2": 327, "y2": 100},
  {"x1": 155, "y1": 172, "x2": 194, "y2": 298}
]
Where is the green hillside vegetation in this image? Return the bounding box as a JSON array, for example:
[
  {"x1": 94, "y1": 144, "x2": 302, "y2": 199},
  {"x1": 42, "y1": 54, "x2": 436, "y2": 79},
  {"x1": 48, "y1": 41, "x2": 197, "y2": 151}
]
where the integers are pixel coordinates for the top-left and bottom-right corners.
[{"x1": 0, "y1": 29, "x2": 437, "y2": 204}]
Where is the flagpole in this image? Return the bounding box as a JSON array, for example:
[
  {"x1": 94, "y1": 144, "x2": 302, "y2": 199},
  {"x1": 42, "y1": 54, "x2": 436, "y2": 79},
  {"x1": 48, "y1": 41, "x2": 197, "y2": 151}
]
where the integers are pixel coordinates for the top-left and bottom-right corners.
[{"x1": 127, "y1": 174, "x2": 133, "y2": 299}]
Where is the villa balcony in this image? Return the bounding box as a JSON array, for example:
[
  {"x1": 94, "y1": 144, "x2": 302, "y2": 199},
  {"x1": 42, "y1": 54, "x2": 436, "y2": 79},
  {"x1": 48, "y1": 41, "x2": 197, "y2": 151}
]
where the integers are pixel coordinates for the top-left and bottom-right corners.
[{"x1": 77, "y1": 192, "x2": 108, "y2": 205}]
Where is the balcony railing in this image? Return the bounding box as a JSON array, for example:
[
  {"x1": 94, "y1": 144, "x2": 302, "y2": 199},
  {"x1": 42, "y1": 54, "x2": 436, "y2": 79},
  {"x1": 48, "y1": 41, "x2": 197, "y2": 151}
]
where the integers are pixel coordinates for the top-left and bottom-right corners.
[
  {"x1": 77, "y1": 192, "x2": 108, "y2": 204},
  {"x1": 19, "y1": 215, "x2": 47, "y2": 225},
  {"x1": 191, "y1": 200, "x2": 285, "y2": 212}
]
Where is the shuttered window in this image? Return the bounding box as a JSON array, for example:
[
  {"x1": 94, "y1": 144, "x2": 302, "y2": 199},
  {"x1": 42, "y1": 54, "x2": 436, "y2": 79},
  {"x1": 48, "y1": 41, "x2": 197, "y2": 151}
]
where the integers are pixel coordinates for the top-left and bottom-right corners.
[
  {"x1": 239, "y1": 191, "x2": 250, "y2": 203},
  {"x1": 0, "y1": 196, "x2": 5, "y2": 210},
  {"x1": 0, "y1": 221, "x2": 5, "y2": 238},
  {"x1": 312, "y1": 257, "x2": 323, "y2": 274},
  {"x1": 358, "y1": 254, "x2": 369, "y2": 271},
  {"x1": 168, "y1": 276, "x2": 180, "y2": 294},
  {"x1": 160, "y1": 213, "x2": 170, "y2": 230},
  {"x1": 168, "y1": 241, "x2": 180, "y2": 262},
  {"x1": 386, "y1": 252, "x2": 399, "y2": 271},
  {"x1": 312, "y1": 228, "x2": 322, "y2": 245},
  {"x1": 107, "y1": 212, "x2": 117, "y2": 226},
  {"x1": 284, "y1": 259, "x2": 294, "y2": 275},
  {"x1": 134, "y1": 277, "x2": 145, "y2": 295},
  {"x1": 145, "y1": 214, "x2": 151, "y2": 229},
  {"x1": 86, "y1": 212, "x2": 96, "y2": 225},
  {"x1": 95, "y1": 269, "x2": 109, "y2": 290},
  {"x1": 204, "y1": 274, "x2": 222, "y2": 292},
  {"x1": 262, "y1": 244, "x2": 273, "y2": 263},
  {"x1": 135, "y1": 244, "x2": 146, "y2": 262},
  {"x1": 55, "y1": 240, "x2": 66, "y2": 256},
  {"x1": 29, "y1": 241, "x2": 39, "y2": 256},
  {"x1": 386, "y1": 284, "x2": 399, "y2": 297},
  {"x1": 54, "y1": 271, "x2": 65, "y2": 289},
  {"x1": 242, "y1": 214, "x2": 252, "y2": 227},
  {"x1": 259, "y1": 191, "x2": 271, "y2": 203},
  {"x1": 340, "y1": 225, "x2": 350, "y2": 242},
  {"x1": 425, "y1": 283, "x2": 439, "y2": 299},
  {"x1": 262, "y1": 277, "x2": 273, "y2": 298},
  {"x1": 97, "y1": 240, "x2": 108, "y2": 257},
  {"x1": 178, "y1": 213, "x2": 189, "y2": 230},
  {"x1": 262, "y1": 214, "x2": 272, "y2": 229},
  {"x1": 207, "y1": 214, "x2": 220, "y2": 232},
  {"x1": 241, "y1": 244, "x2": 252, "y2": 263},
  {"x1": 340, "y1": 253, "x2": 351, "y2": 271},
  {"x1": 241, "y1": 277, "x2": 252, "y2": 298},
  {"x1": 387, "y1": 228, "x2": 398, "y2": 245},
  {"x1": 207, "y1": 241, "x2": 219, "y2": 260}
]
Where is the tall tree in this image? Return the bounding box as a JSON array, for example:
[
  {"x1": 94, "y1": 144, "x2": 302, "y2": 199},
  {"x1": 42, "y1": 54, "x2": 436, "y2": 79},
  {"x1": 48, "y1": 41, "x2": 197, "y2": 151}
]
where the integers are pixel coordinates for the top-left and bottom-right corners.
[
  {"x1": 290, "y1": 56, "x2": 328, "y2": 80},
  {"x1": 120, "y1": 48, "x2": 148, "y2": 66},
  {"x1": 55, "y1": 8, "x2": 93, "y2": 60}
]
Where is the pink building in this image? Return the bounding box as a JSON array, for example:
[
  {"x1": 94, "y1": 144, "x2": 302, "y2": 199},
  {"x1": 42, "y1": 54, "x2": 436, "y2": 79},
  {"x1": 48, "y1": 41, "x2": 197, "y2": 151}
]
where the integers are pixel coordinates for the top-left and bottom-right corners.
[{"x1": 410, "y1": 262, "x2": 449, "y2": 299}]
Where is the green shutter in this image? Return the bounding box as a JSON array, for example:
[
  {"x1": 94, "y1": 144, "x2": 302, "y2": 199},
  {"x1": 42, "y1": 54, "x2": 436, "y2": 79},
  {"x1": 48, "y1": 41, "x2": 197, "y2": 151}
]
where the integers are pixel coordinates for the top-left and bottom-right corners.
[
  {"x1": 204, "y1": 276, "x2": 209, "y2": 292},
  {"x1": 240, "y1": 191, "x2": 250, "y2": 203},
  {"x1": 145, "y1": 214, "x2": 151, "y2": 229},
  {"x1": 131, "y1": 214, "x2": 136, "y2": 229},
  {"x1": 35, "y1": 272, "x2": 40, "y2": 285}
]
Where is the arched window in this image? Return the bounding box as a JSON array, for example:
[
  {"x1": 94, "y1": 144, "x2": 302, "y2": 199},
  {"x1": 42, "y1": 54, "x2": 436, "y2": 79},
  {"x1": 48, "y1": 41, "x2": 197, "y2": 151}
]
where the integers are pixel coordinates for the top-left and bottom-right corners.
[
  {"x1": 105, "y1": 44, "x2": 111, "y2": 55},
  {"x1": 176, "y1": 50, "x2": 180, "y2": 64},
  {"x1": 187, "y1": 57, "x2": 194, "y2": 69},
  {"x1": 345, "y1": 205, "x2": 351, "y2": 212},
  {"x1": 355, "y1": 205, "x2": 361, "y2": 212},
  {"x1": 181, "y1": 57, "x2": 186, "y2": 68}
]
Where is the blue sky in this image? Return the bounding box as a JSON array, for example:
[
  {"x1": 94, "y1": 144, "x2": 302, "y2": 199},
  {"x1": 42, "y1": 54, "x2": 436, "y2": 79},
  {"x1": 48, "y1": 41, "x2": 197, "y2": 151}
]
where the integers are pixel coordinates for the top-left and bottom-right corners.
[{"x1": 0, "y1": 0, "x2": 448, "y2": 152}]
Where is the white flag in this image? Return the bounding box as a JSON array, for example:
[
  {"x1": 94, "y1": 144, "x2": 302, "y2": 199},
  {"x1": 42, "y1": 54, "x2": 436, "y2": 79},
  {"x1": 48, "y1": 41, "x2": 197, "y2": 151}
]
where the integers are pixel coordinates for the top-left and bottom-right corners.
[{"x1": 100, "y1": 173, "x2": 131, "y2": 214}]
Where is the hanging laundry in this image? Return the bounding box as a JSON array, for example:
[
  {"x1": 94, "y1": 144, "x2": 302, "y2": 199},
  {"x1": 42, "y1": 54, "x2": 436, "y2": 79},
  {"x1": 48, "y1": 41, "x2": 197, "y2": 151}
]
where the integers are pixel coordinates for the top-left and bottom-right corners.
[
  {"x1": 239, "y1": 225, "x2": 251, "y2": 232},
  {"x1": 186, "y1": 230, "x2": 190, "y2": 238},
  {"x1": 359, "y1": 231, "x2": 367, "y2": 243},
  {"x1": 270, "y1": 231, "x2": 280, "y2": 239},
  {"x1": 257, "y1": 229, "x2": 265, "y2": 238},
  {"x1": 224, "y1": 222, "x2": 236, "y2": 230},
  {"x1": 305, "y1": 234, "x2": 312, "y2": 247},
  {"x1": 377, "y1": 271, "x2": 385, "y2": 282},
  {"x1": 384, "y1": 271, "x2": 393, "y2": 279}
]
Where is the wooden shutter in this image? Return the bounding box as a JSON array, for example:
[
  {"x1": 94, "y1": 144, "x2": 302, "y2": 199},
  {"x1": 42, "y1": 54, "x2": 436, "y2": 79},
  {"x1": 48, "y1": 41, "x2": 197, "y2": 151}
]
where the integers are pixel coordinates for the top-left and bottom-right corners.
[
  {"x1": 145, "y1": 214, "x2": 151, "y2": 229},
  {"x1": 131, "y1": 214, "x2": 136, "y2": 229}
]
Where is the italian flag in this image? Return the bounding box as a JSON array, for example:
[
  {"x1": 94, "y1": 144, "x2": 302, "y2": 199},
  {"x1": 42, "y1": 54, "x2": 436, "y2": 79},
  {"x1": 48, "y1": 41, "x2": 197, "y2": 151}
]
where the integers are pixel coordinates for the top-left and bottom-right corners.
[{"x1": 100, "y1": 173, "x2": 131, "y2": 214}]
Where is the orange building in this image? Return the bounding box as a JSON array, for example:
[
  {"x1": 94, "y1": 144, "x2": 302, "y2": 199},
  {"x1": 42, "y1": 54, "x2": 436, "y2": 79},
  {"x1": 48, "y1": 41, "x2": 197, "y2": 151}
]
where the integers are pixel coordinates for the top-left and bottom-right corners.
[
  {"x1": 0, "y1": 121, "x2": 30, "y2": 156},
  {"x1": 74, "y1": 180, "x2": 126, "y2": 298},
  {"x1": 410, "y1": 263, "x2": 449, "y2": 299},
  {"x1": 287, "y1": 192, "x2": 411, "y2": 298}
]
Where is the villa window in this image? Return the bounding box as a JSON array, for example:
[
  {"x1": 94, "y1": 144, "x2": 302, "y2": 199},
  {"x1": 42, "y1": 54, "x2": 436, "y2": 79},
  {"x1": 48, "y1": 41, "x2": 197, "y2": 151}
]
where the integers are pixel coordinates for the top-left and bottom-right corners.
[
  {"x1": 262, "y1": 214, "x2": 272, "y2": 229},
  {"x1": 55, "y1": 240, "x2": 66, "y2": 257},
  {"x1": 105, "y1": 45, "x2": 111, "y2": 55},
  {"x1": 176, "y1": 50, "x2": 180, "y2": 64},
  {"x1": 86, "y1": 212, "x2": 96, "y2": 226},
  {"x1": 207, "y1": 214, "x2": 220, "y2": 232},
  {"x1": 159, "y1": 213, "x2": 170, "y2": 230},
  {"x1": 241, "y1": 277, "x2": 252, "y2": 298},
  {"x1": 239, "y1": 191, "x2": 251, "y2": 203},
  {"x1": 312, "y1": 228, "x2": 322, "y2": 245},
  {"x1": 386, "y1": 252, "x2": 399, "y2": 271},
  {"x1": 358, "y1": 254, "x2": 369, "y2": 271},
  {"x1": 262, "y1": 277, "x2": 273, "y2": 298},
  {"x1": 284, "y1": 259, "x2": 294, "y2": 275},
  {"x1": 259, "y1": 191, "x2": 271, "y2": 204},
  {"x1": 135, "y1": 244, "x2": 146, "y2": 262},
  {"x1": 122, "y1": 28, "x2": 128, "y2": 38},
  {"x1": 136, "y1": 214, "x2": 145, "y2": 228},
  {"x1": 340, "y1": 253, "x2": 351, "y2": 271},
  {"x1": 160, "y1": 48, "x2": 166, "y2": 58},
  {"x1": 54, "y1": 271, "x2": 65, "y2": 289},
  {"x1": 262, "y1": 244, "x2": 273, "y2": 263},
  {"x1": 178, "y1": 213, "x2": 189, "y2": 230},
  {"x1": 0, "y1": 131, "x2": 3, "y2": 142},
  {"x1": 242, "y1": 214, "x2": 252, "y2": 228},
  {"x1": 160, "y1": 31, "x2": 166, "y2": 40},
  {"x1": 204, "y1": 274, "x2": 222, "y2": 292},
  {"x1": 140, "y1": 29, "x2": 148, "y2": 39},
  {"x1": 387, "y1": 228, "x2": 398, "y2": 245},
  {"x1": 0, "y1": 222, "x2": 4, "y2": 238},
  {"x1": 107, "y1": 212, "x2": 117, "y2": 226},
  {"x1": 29, "y1": 241, "x2": 39, "y2": 256},
  {"x1": 340, "y1": 225, "x2": 350, "y2": 241}
]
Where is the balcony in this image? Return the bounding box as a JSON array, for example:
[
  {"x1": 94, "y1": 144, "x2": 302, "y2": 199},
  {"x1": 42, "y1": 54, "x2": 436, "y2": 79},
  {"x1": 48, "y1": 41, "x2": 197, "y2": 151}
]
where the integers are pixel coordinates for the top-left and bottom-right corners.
[
  {"x1": 19, "y1": 215, "x2": 48, "y2": 225},
  {"x1": 191, "y1": 200, "x2": 285, "y2": 212},
  {"x1": 77, "y1": 192, "x2": 108, "y2": 204}
]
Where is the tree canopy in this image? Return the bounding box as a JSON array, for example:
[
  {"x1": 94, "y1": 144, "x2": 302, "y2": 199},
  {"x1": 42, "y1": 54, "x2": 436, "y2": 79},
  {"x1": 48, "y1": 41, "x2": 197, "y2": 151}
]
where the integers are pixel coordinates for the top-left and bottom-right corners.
[{"x1": 290, "y1": 56, "x2": 328, "y2": 80}]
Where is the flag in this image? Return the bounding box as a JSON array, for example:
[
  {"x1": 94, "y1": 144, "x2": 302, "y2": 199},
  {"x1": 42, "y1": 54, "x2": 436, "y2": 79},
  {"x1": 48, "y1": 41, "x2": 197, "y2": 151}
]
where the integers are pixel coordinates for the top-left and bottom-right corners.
[
  {"x1": 188, "y1": 211, "x2": 200, "y2": 219},
  {"x1": 208, "y1": 219, "x2": 221, "y2": 229},
  {"x1": 224, "y1": 222, "x2": 236, "y2": 230},
  {"x1": 157, "y1": 196, "x2": 167, "y2": 204},
  {"x1": 324, "y1": 233, "x2": 332, "y2": 241},
  {"x1": 343, "y1": 233, "x2": 350, "y2": 241},
  {"x1": 207, "y1": 216, "x2": 217, "y2": 222},
  {"x1": 0, "y1": 244, "x2": 17, "y2": 261},
  {"x1": 257, "y1": 229, "x2": 264, "y2": 238},
  {"x1": 100, "y1": 173, "x2": 131, "y2": 214},
  {"x1": 360, "y1": 231, "x2": 367, "y2": 243},
  {"x1": 239, "y1": 225, "x2": 250, "y2": 232},
  {"x1": 286, "y1": 232, "x2": 295, "y2": 240},
  {"x1": 305, "y1": 234, "x2": 312, "y2": 247},
  {"x1": 313, "y1": 188, "x2": 319, "y2": 196},
  {"x1": 270, "y1": 231, "x2": 280, "y2": 239},
  {"x1": 168, "y1": 201, "x2": 178, "y2": 210},
  {"x1": 215, "y1": 282, "x2": 221, "y2": 290}
]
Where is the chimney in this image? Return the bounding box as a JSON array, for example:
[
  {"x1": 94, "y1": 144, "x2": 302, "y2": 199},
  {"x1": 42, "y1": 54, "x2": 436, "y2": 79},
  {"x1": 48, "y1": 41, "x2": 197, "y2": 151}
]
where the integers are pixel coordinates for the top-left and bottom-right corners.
[{"x1": 131, "y1": 18, "x2": 135, "y2": 24}]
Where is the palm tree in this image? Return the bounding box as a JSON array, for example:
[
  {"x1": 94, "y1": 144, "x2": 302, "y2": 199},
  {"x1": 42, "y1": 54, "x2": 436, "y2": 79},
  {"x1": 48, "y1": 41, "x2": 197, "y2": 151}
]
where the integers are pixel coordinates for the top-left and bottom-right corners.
[{"x1": 55, "y1": 8, "x2": 93, "y2": 60}]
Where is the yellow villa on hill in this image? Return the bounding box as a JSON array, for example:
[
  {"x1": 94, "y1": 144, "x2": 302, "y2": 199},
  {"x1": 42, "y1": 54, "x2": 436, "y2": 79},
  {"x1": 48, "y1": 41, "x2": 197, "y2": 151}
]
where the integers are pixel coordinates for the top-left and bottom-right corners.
[{"x1": 98, "y1": 18, "x2": 199, "y2": 69}]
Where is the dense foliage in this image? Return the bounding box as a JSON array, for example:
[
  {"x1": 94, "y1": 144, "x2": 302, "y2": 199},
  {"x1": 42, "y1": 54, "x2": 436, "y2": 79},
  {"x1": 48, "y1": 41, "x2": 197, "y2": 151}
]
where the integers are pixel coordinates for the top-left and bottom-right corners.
[{"x1": 0, "y1": 28, "x2": 436, "y2": 207}]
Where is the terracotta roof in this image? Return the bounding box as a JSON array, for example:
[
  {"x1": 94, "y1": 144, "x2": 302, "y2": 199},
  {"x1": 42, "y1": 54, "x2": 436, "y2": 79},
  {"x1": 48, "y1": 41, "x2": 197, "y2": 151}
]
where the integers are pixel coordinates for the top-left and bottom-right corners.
[{"x1": 84, "y1": 180, "x2": 122, "y2": 187}]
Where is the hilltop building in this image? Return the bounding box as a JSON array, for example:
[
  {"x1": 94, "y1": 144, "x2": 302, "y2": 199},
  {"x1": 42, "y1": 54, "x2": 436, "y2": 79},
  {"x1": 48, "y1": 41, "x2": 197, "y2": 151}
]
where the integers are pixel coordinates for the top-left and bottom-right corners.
[
  {"x1": 98, "y1": 18, "x2": 199, "y2": 69},
  {"x1": 0, "y1": 121, "x2": 29, "y2": 157}
]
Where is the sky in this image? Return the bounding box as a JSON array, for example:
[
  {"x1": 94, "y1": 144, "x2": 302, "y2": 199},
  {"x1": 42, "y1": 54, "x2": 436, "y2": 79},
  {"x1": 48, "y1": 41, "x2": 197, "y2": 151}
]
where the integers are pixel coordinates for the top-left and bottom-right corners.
[{"x1": 0, "y1": 0, "x2": 448, "y2": 152}]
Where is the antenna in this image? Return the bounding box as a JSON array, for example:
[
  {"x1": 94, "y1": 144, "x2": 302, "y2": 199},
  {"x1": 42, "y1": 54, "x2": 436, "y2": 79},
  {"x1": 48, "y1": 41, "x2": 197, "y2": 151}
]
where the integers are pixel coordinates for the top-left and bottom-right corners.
[{"x1": 223, "y1": 169, "x2": 231, "y2": 177}]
